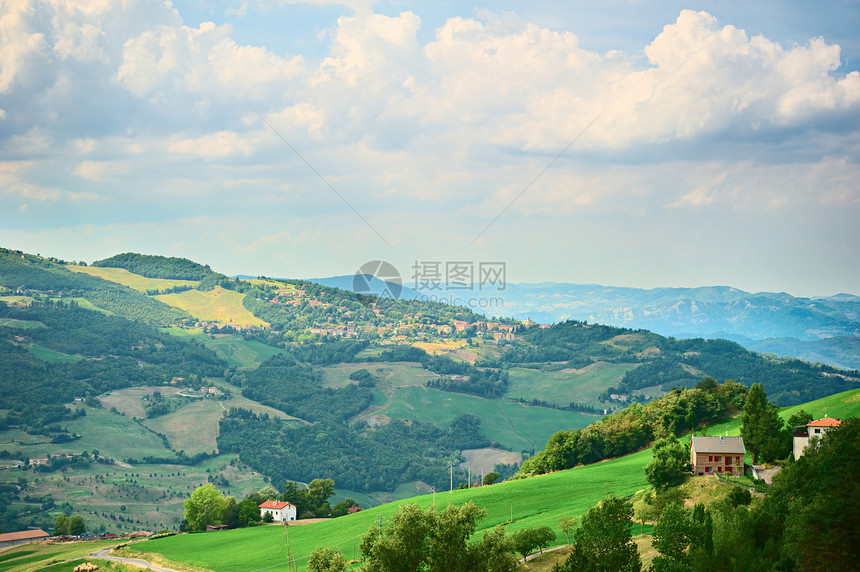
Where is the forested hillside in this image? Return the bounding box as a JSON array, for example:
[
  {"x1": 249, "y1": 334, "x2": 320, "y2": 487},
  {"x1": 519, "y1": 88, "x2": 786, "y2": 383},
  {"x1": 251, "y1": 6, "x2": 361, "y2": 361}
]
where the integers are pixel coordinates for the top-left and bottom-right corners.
[{"x1": 0, "y1": 248, "x2": 189, "y2": 323}]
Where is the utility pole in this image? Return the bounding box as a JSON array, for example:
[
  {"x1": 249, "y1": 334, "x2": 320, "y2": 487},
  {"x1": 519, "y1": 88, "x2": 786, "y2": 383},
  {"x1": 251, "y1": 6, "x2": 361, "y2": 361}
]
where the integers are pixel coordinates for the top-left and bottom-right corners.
[
  {"x1": 378, "y1": 514, "x2": 383, "y2": 533},
  {"x1": 449, "y1": 460, "x2": 453, "y2": 493},
  {"x1": 468, "y1": 465, "x2": 471, "y2": 488}
]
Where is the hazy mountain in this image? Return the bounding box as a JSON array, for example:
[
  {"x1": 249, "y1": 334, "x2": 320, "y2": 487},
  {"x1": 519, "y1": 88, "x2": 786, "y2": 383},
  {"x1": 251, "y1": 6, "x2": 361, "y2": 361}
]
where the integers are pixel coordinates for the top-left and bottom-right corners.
[{"x1": 309, "y1": 276, "x2": 860, "y2": 369}]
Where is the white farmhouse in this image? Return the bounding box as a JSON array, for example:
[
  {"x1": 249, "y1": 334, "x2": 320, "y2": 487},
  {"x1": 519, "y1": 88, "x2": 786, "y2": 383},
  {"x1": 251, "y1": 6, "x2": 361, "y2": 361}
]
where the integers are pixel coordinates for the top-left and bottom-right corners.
[
  {"x1": 792, "y1": 416, "x2": 841, "y2": 460},
  {"x1": 259, "y1": 500, "x2": 297, "y2": 522}
]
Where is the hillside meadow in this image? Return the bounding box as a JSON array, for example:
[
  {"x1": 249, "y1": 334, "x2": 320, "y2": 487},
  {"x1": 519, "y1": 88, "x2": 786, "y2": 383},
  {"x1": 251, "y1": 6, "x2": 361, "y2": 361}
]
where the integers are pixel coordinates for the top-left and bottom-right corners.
[
  {"x1": 378, "y1": 385, "x2": 598, "y2": 452},
  {"x1": 155, "y1": 287, "x2": 268, "y2": 328},
  {"x1": 134, "y1": 447, "x2": 654, "y2": 572},
  {"x1": 68, "y1": 265, "x2": 199, "y2": 293}
]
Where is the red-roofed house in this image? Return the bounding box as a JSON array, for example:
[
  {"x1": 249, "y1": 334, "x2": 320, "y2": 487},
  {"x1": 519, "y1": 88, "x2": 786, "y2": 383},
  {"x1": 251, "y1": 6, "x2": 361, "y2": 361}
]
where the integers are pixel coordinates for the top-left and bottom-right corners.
[
  {"x1": 793, "y1": 416, "x2": 841, "y2": 460},
  {"x1": 259, "y1": 500, "x2": 297, "y2": 522}
]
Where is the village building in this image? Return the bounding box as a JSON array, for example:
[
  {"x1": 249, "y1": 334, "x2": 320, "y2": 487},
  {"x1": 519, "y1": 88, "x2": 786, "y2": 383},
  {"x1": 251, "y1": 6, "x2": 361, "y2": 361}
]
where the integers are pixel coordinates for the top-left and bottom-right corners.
[
  {"x1": 690, "y1": 435, "x2": 745, "y2": 476},
  {"x1": 793, "y1": 416, "x2": 841, "y2": 460},
  {"x1": 0, "y1": 529, "x2": 50, "y2": 549},
  {"x1": 259, "y1": 500, "x2": 297, "y2": 522}
]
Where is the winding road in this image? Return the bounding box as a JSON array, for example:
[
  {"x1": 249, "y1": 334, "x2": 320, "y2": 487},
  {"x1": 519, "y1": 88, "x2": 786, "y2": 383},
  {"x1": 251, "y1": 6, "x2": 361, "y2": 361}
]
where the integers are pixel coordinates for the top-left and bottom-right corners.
[{"x1": 89, "y1": 548, "x2": 181, "y2": 572}]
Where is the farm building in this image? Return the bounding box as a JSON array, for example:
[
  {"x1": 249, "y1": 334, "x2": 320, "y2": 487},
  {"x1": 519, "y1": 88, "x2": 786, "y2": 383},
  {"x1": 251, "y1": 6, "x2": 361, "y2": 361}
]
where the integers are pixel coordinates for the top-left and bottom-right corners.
[
  {"x1": 259, "y1": 500, "x2": 297, "y2": 522},
  {"x1": 690, "y1": 436, "x2": 745, "y2": 476},
  {"x1": 793, "y1": 416, "x2": 841, "y2": 460},
  {"x1": 0, "y1": 529, "x2": 49, "y2": 549}
]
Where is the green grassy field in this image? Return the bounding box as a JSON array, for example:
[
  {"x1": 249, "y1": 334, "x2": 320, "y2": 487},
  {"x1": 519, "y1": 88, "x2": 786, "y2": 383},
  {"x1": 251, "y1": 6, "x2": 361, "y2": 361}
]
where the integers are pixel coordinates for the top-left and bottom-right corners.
[
  {"x1": 0, "y1": 541, "x2": 129, "y2": 572},
  {"x1": 142, "y1": 389, "x2": 302, "y2": 455},
  {"x1": 505, "y1": 362, "x2": 641, "y2": 409},
  {"x1": 135, "y1": 447, "x2": 654, "y2": 571},
  {"x1": 160, "y1": 328, "x2": 290, "y2": 368},
  {"x1": 203, "y1": 335, "x2": 288, "y2": 368},
  {"x1": 68, "y1": 265, "x2": 200, "y2": 293},
  {"x1": 379, "y1": 385, "x2": 596, "y2": 452},
  {"x1": 28, "y1": 343, "x2": 82, "y2": 363},
  {"x1": 321, "y1": 362, "x2": 433, "y2": 390},
  {"x1": 0, "y1": 317, "x2": 47, "y2": 329},
  {"x1": 155, "y1": 287, "x2": 268, "y2": 328}
]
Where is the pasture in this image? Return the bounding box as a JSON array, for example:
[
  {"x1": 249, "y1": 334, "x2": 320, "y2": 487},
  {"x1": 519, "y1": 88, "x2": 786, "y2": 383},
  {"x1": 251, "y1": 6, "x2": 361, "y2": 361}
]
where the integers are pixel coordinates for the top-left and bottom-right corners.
[
  {"x1": 0, "y1": 541, "x2": 127, "y2": 572},
  {"x1": 29, "y1": 343, "x2": 82, "y2": 363},
  {"x1": 321, "y1": 362, "x2": 432, "y2": 391},
  {"x1": 506, "y1": 362, "x2": 641, "y2": 409},
  {"x1": 377, "y1": 385, "x2": 596, "y2": 452},
  {"x1": 135, "y1": 446, "x2": 654, "y2": 571},
  {"x1": 0, "y1": 317, "x2": 47, "y2": 329},
  {"x1": 68, "y1": 265, "x2": 200, "y2": 292},
  {"x1": 155, "y1": 287, "x2": 268, "y2": 328},
  {"x1": 203, "y1": 335, "x2": 287, "y2": 368}
]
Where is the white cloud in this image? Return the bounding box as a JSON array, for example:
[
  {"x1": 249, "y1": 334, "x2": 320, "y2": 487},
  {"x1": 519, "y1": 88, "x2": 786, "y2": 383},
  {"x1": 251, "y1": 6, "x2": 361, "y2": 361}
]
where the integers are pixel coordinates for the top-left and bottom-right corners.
[{"x1": 72, "y1": 160, "x2": 130, "y2": 181}]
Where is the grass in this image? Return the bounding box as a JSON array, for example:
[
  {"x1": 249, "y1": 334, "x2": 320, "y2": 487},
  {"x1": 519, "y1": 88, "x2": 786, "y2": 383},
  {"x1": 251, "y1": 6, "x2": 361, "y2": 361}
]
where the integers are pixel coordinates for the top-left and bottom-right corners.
[
  {"x1": 320, "y1": 362, "x2": 432, "y2": 390},
  {"x1": 506, "y1": 362, "x2": 641, "y2": 409},
  {"x1": 155, "y1": 287, "x2": 268, "y2": 328},
  {"x1": 68, "y1": 265, "x2": 200, "y2": 293},
  {"x1": 379, "y1": 385, "x2": 596, "y2": 452},
  {"x1": 203, "y1": 335, "x2": 287, "y2": 368},
  {"x1": 62, "y1": 408, "x2": 175, "y2": 461},
  {"x1": 160, "y1": 328, "x2": 289, "y2": 368},
  {"x1": 135, "y1": 447, "x2": 654, "y2": 572},
  {"x1": 0, "y1": 318, "x2": 47, "y2": 329},
  {"x1": 29, "y1": 343, "x2": 82, "y2": 363},
  {"x1": 0, "y1": 541, "x2": 127, "y2": 572},
  {"x1": 142, "y1": 387, "x2": 302, "y2": 455}
]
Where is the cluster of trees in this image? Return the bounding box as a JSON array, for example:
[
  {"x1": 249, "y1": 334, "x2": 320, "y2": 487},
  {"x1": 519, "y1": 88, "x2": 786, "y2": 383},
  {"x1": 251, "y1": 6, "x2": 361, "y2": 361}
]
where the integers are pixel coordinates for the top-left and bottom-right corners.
[
  {"x1": 232, "y1": 354, "x2": 373, "y2": 423},
  {"x1": 219, "y1": 409, "x2": 492, "y2": 492},
  {"x1": 517, "y1": 379, "x2": 746, "y2": 478},
  {"x1": 642, "y1": 417, "x2": 859, "y2": 571},
  {"x1": 92, "y1": 253, "x2": 221, "y2": 282},
  {"x1": 740, "y1": 383, "x2": 816, "y2": 464},
  {"x1": 54, "y1": 513, "x2": 87, "y2": 536},
  {"x1": 308, "y1": 497, "x2": 641, "y2": 572}
]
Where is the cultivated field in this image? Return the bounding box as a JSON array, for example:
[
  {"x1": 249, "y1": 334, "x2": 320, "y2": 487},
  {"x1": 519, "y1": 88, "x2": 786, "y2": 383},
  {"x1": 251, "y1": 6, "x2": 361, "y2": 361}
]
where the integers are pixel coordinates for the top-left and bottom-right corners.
[
  {"x1": 28, "y1": 343, "x2": 82, "y2": 363},
  {"x1": 377, "y1": 385, "x2": 596, "y2": 452},
  {"x1": 155, "y1": 287, "x2": 268, "y2": 328},
  {"x1": 0, "y1": 317, "x2": 47, "y2": 329},
  {"x1": 506, "y1": 362, "x2": 642, "y2": 409}
]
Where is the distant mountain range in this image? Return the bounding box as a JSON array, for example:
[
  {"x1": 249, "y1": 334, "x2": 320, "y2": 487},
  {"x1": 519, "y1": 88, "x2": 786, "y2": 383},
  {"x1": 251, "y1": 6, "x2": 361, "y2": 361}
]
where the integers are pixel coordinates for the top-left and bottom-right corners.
[{"x1": 309, "y1": 276, "x2": 860, "y2": 370}]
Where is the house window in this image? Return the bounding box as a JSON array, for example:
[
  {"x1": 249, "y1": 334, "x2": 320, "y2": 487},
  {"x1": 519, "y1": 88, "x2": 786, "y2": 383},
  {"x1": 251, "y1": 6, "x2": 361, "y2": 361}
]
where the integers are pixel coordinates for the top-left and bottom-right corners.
[
  {"x1": 718, "y1": 466, "x2": 722, "y2": 472},
  {"x1": 708, "y1": 456, "x2": 713, "y2": 462},
  {"x1": 726, "y1": 467, "x2": 732, "y2": 474},
  {"x1": 706, "y1": 467, "x2": 711, "y2": 473},
  {"x1": 814, "y1": 428, "x2": 821, "y2": 434},
  {"x1": 726, "y1": 456, "x2": 732, "y2": 464},
  {"x1": 716, "y1": 456, "x2": 721, "y2": 462}
]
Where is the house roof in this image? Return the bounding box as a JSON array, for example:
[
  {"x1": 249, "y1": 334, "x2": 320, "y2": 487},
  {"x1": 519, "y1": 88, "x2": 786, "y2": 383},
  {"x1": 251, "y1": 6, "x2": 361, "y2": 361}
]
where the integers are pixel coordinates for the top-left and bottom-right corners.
[
  {"x1": 691, "y1": 436, "x2": 746, "y2": 454},
  {"x1": 807, "y1": 417, "x2": 841, "y2": 428},
  {"x1": 259, "y1": 500, "x2": 294, "y2": 510},
  {"x1": 0, "y1": 529, "x2": 49, "y2": 542}
]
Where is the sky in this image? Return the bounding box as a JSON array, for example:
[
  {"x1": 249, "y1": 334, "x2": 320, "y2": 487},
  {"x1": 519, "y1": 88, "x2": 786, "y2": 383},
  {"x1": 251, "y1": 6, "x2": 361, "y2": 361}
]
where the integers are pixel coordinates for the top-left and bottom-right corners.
[{"x1": 1, "y1": 0, "x2": 859, "y2": 298}]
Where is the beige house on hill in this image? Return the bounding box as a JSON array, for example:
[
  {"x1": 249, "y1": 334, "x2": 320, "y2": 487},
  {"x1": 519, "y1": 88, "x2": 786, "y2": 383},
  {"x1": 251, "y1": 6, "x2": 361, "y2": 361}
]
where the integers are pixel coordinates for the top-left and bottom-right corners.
[{"x1": 690, "y1": 436, "x2": 745, "y2": 476}]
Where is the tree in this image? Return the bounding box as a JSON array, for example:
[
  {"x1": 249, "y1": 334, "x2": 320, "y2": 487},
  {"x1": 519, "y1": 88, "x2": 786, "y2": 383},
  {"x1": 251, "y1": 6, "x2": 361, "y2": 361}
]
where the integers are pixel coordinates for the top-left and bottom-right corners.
[
  {"x1": 69, "y1": 514, "x2": 86, "y2": 536},
  {"x1": 651, "y1": 502, "x2": 690, "y2": 566},
  {"x1": 559, "y1": 516, "x2": 577, "y2": 545},
  {"x1": 308, "y1": 547, "x2": 347, "y2": 572},
  {"x1": 222, "y1": 496, "x2": 239, "y2": 529},
  {"x1": 556, "y1": 496, "x2": 641, "y2": 572},
  {"x1": 483, "y1": 472, "x2": 500, "y2": 486},
  {"x1": 645, "y1": 436, "x2": 688, "y2": 489},
  {"x1": 533, "y1": 526, "x2": 556, "y2": 554},
  {"x1": 511, "y1": 528, "x2": 537, "y2": 562},
  {"x1": 740, "y1": 383, "x2": 785, "y2": 463},
  {"x1": 54, "y1": 514, "x2": 69, "y2": 535},
  {"x1": 786, "y1": 409, "x2": 813, "y2": 430},
  {"x1": 360, "y1": 501, "x2": 516, "y2": 572},
  {"x1": 238, "y1": 498, "x2": 262, "y2": 527},
  {"x1": 183, "y1": 484, "x2": 227, "y2": 532}
]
